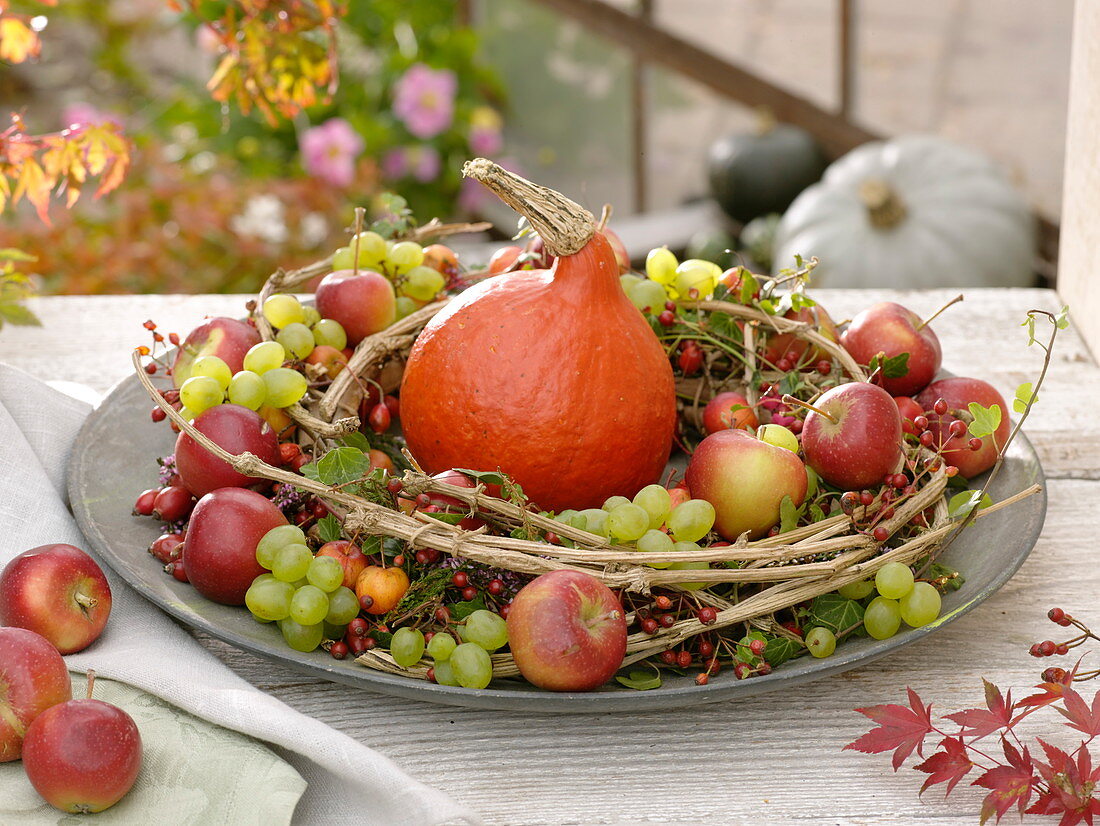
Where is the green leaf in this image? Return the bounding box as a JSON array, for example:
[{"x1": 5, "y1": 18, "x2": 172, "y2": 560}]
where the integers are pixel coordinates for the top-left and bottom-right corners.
[
  {"x1": 338, "y1": 431, "x2": 371, "y2": 452},
  {"x1": 0, "y1": 302, "x2": 40, "y2": 327},
  {"x1": 1022, "y1": 314, "x2": 1038, "y2": 346},
  {"x1": 868, "y1": 352, "x2": 910, "y2": 379},
  {"x1": 1056, "y1": 304, "x2": 1071, "y2": 330},
  {"x1": 615, "y1": 667, "x2": 662, "y2": 691},
  {"x1": 948, "y1": 489, "x2": 992, "y2": 519},
  {"x1": 425, "y1": 511, "x2": 465, "y2": 526},
  {"x1": 711, "y1": 282, "x2": 729, "y2": 302},
  {"x1": 764, "y1": 635, "x2": 802, "y2": 667},
  {"x1": 454, "y1": 468, "x2": 506, "y2": 488},
  {"x1": 738, "y1": 270, "x2": 759, "y2": 305},
  {"x1": 451, "y1": 596, "x2": 487, "y2": 620},
  {"x1": 1013, "y1": 382, "x2": 1038, "y2": 415},
  {"x1": 314, "y1": 447, "x2": 371, "y2": 486},
  {"x1": 927, "y1": 561, "x2": 966, "y2": 592},
  {"x1": 806, "y1": 593, "x2": 864, "y2": 635},
  {"x1": 757, "y1": 298, "x2": 776, "y2": 315},
  {"x1": 967, "y1": 402, "x2": 1002, "y2": 438},
  {"x1": 779, "y1": 495, "x2": 801, "y2": 534},
  {"x1": 299, "y1": 461, "x2": 320, "y2": 482},
  {"x1": 316, "y1": 514, "x2": 342, "y2": 543},
  {"x1": 0, "y1": 248, "x2": 37, "y2": 262}
]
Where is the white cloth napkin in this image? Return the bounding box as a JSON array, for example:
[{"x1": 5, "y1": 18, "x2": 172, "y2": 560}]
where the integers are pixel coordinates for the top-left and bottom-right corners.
[{"x1": 0, "y1": 363, "x2": 480, "y2": 826}]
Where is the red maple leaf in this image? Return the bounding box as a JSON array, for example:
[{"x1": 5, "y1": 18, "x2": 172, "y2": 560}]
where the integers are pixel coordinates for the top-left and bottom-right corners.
[
  {"x1": 1026, "y1": 738, "x2": 1100, "y2": 825},
  {"x1": 1022, "y1": 663, "x2": 1082, "y2": 709},
  {"x1": 1057, "y1": 687, "x2": 1100, "y2": 738},
  {"x1": 945, "y1": 679, "x2": 1018, "y2": 739},
  {"x1": 973, "y1": 738, "x2": 1036, "y2": 824},
  {"x1": 915, "y1": 736, "x2": 974, "y2": 795},
  {"x1": 845, "y1": 687, "x2": 934, "y2": 770}
]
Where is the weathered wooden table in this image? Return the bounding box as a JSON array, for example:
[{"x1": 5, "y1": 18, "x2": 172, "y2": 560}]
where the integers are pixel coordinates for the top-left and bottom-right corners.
[{"x1": 3, "y1": 288, "x2": 1095, "y2": 825}]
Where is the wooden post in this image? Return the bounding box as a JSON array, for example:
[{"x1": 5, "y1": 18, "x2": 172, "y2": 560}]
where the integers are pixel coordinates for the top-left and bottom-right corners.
[
  {"x1": 1059, "y1": 0, "x2": 1100, "y2": 358},
  {"x1": 630, "y1": 0, "x2": 653, "y2": 213},
  {"x1": 838, "y1": 0, "x2": 856, "y2": 117}
]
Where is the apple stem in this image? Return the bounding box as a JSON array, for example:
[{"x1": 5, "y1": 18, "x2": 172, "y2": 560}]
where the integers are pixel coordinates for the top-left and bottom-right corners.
[
  {"x1": 351, "y1": 207, "x2": 365, "y2": 276},
  {"x1": 74, "y1": 592, "x2": 98, "y2": 611},
  {"x1": 781, "y1": 394, "x2": 838, "y2": 425},
  {"x1": 916, "y1": 293, "x2": 964, "y2": 332},
  {"x1": 85, "y1": 670, "x2": 96, "y2": 700}
]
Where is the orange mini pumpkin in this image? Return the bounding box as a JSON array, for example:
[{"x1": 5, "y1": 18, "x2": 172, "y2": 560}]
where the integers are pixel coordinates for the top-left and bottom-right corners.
[{"x1": 400, "y1": 160, "x2": 677, "y2": 511}]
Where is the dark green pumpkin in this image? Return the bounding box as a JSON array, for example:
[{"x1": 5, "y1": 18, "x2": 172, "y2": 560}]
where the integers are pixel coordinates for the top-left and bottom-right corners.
[{"x1": 707, "y1": 123, "x2": 827, "y2": 224}]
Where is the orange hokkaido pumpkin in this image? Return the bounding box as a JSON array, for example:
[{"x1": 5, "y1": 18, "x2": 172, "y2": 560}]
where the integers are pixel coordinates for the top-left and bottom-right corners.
[{"x1": 399, "y1": 160, "x2": 677, "y2": 511}]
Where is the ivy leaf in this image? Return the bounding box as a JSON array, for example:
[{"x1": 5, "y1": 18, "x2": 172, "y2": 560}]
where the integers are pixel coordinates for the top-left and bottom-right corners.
[
  {"x1": 927, "y1": 561, "x2": 965, "y2": 591},
  {"x1": 615, "y1": 667, "x2": 662, "y2": 691},
  {"x1": 948, "y1": 489, "x2": 992, "y2": 519},
  {"x1": 338, "y1": 431, "x2": 371, "y2": 452},
  {"x1": 454, "y1": 468, "x2": 507, "y2": 488},
  {"x1": 314, "y1": 447, "x2": 371, "y2": 486},
  {"x1": 711, "y1": 282, "x2": 729, "y2": 302},
  {"x1": 1013, "y1": 382, "x2": 1038, "y2": 415},
  {"x1": 868, "y1": 352, "x2": 911, "y2": 379},
  {"x1": 778, "y1": 495, "x2": 801, "y2": 534},
  {"x1": 763, "y1": 635, "x2": 802, "y2": 667},
  {"x1": 425, "y1": 511, "x2": 464, "y2": 526},
  {"x1": 757, "y1": 297, "x2": 776, "y2": 315},
  {"x1": 845, "y1": 688, "x2": 935, "y2": 770},
  {"x1": 450, "y1": 595, "x2": 487, "y2": 620},
  {"x1": 738, "y1": 270, "x2": 759, "y2": 305},
  {"x1": 967, "y1": 402, "x2": 1002, "y2": 438},
  {"x1": 1055, "y1": 305, "x2": 1071, "y2": 330},
  {"x1": 807, "y1": 593, "x2": 864, "y2": 635},
  {"x1": 789, "y1": 291, "x2": 816, "y2": 310},
  {"x1": 315, "y1": 514, "x2": 342, "y2": 544},
  {"x1": 1022, "y1": 314, "x2": 1038, "y2": 346}
]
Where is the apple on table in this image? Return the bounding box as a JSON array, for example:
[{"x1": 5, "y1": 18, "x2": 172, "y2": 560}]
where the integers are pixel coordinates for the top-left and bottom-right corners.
[{"x1": 0, "y1": 627, "x2": 72, "y2": 762}]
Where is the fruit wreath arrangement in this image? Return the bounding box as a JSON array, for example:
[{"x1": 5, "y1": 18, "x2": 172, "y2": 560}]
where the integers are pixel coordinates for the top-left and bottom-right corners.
[{"x1": 130, "y1": 159, "x2": 1051, "y2": 694}]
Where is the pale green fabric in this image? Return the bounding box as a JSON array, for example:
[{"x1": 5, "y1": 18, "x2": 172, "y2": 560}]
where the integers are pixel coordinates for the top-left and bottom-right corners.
[{"x1": 0, "y1": 673, "x2": 306, "y2": 825}]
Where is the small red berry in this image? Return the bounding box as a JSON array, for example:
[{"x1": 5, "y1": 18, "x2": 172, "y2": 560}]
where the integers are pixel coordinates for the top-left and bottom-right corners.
[
  {"x1": 143, "y1": 320, "x2": 157, "y2": 331},
  {"x1": 664, "y1": 301, "x2": 676, "y2": 312},
  {"x1": 415, "y1": 550, "x2": 431, "y2": 565},
  {"x1": 949, "y1": 419, "x2": 968, "y2": 438},
  {"x1": 1039, "y1": 640, "x2": 1056, "y2": 657},
  {"x1": 330, "y1": 641, "x2": 349, "y2": 660},
  {"x1": 678, "y1": 342, "x2": 704, "y2": 376},
  {"x1": 149, "y1": 533, "x2": 184, "y2": 564},
  {"x1": 487, "y1": 579, "x2": 504, "y2": 597},
  {"x1": 348, "y1": 618, "x2": 370, "y2": 638},
  {"x1": 913, "y1": 415, "x2": 929, "y2": 432},
  {"x1": 697, "y1": 607, "x2": 717, "y2": 625},
  {"x1": 383, "y1": 394, "x2": 400, "y2": 420},
  {"x1": 816, "y1": 360, "x2": 831, "y2": 375},
  {"x1": 677, "y1": 651, "x2": 692, "y2": 668},
  {"x1": 919, "y1": 431, "x2": 935, "y2": 447},
  {"x1": 358, "y1": 594, "x2": 374, "y2": 611},
  {"x1": 1048, "y1": 607, "x2": 1065, "y2": 623},
  {"x1": 733, "y1": 662, "x2": 750, "y2": 680},
  {"x1": 944, "y1": 465, "x2": 959, "y2": 477},
  {"x1": 434, "y1": 606, "x2": 451, "y2": 624},
  {"x1": 698, "y1": 640, "x2": 715, "y2": 659},
  {"x1": 133, "y1": 489, "x2": 159, "y2": 516},
  {"x1": 657, "y1": 310, "x2": 675, "y2": 327},
  {"x1": 969, "y1": 437, "x2": 983, "y2": 451},
  {"x1": 757, "y1": 662, "x2": 772, "y2": 676},
  {"x1": 168, "y1": 332, "x2": 180, "y2": 346},
  {"x1": 1042, "y1": 667, "x2": 1067, "y2": 683},
  {"x1": 695, "y1": 673, "x2": 709, "y2": 686},
  {"x1": 873, "y1": 527, "x2": 889, "y2": 542},
  {"x1": 169, "y1": 561, "x2": 188, "y2": 582},
  {"x1": 387, "y1": 478, "x2": 404, "y2": 494},
  {"x1": 416, "y1": 493, "x2": 432, "y2": 508},
  {"x1": 748, "y1": 639, "x2": 766, "y2": 656},
  {"x1": 641, "y1": 618, "x2": 659, "y2": 635},
  {"x1": 499, "y1": 602, "x2": 512, "y2": 620},
  {"x1": 278, "y1": 442, "x2": 302, "y2": 464},
  {"x1": 1056, "y1": 643, "x2": 1069, "y2": 656},
  {"x1": 452, "y1": 571, "x2": 469, "y2": 589},
  {"x1": 392, "y1": 555, "x2": 406, "y2": 567},
  {"x1": 347, "y1": 636, "x2": 369, "y2": 655},
  {"x1": 152, "y1": 485, "x2": 194, "y2": 522},
  {"x1": 660, "y1": 650, "x2": 677, "y2": 665},
  {"x1": 860, "y1": 491, "x2": 874, "y2": 507},
  {"x1": 426, "y1": 667, "x2": 436, "y2": 682},
  {"x1": 776, "y1": 358, "x2": 793, "y2": 373},
  {"x1": 933, "y1": 398, "x2": 948, "y2": 416},
  {"x1": 368, "y1": 403, "x2": 392, "y2": 434},
  {"x1": 655, "y1": 595, "x2": 673, "y2": 611},
  {"x1": 145, "y1": 362, "x2": 158, "y2": 375},
  {"x1": 461, "y1": 586, "x2": 478, "y2": 602},
  {"x1": 658, "y1": 613, "x2": 676, "y2": 629}
]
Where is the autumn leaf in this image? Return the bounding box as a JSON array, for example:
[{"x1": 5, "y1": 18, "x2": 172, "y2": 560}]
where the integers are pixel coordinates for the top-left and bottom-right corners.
[
  {"x1": 973, "y1": 738, "x2": 1036, "y2": 824},
  {"x1": 915, "y1": 736, "x2": 973, "y2": 795},
  {"x1": 944, "y1": 679, "x2": 1017, "y2": 739},
  {"x1": 1056, "y1": 687, "x2": 1100, "y2": 738},
  {"x1": 845, "y1": 687, "x2": 934, "y2": 770},
  {"x1": 1020, "y1": 664, "x2": 1081, "y2": 708},
  {"x1": 1027, "y1": 738, "x2": 1100, "y2": 823},
  {"x1": 0, "y1": 16, "x2": 41, "y2": 64}
]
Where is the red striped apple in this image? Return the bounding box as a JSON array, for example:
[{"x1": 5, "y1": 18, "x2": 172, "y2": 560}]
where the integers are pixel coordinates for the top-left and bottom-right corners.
[
  {"x1": 841, "y1": 302, "x2": 942, "y2": 396},
  {"x1": 172, "y1": 317, "x2": 260, "y2": 388},
  {"x1": 916, "y1": 377, "x2": 1010, "y2": 478},
  {"x1": 0, "y1": 627, "x2": 72, "y2": 762},
  {"x1": 801, "y1": 382, "x2": 903, "y2": 491},
  {"x1": 174, "y1": 403, "x2": 280, "y2": 498},
  {"x1": 315, "y1": 270, "x2": 396, "y2": 345}
]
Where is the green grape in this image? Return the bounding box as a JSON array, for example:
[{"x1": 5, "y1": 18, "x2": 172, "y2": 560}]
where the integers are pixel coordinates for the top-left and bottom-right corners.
[
  {"x1": 391, "y1": 627, "x2": 426, "y2": 668},
  {"x1": 864, "y1": 596, "x2": 902, "y2": 640},
  {"x1": 301, "y1": 305, "x2": 321, "y2": 327},
  {"x1": 602, "y1": 495, "x2": 632, "y2": 512},
  {"x1": 646, "y1": 246, "x2": 678, "y2": 285},
  {"x1": 837, "y1": 579, "x2": 875, "y2": 600},
  {"x1": 805, "y1": 626, "x2": 837, "y2": 658},
  {"x1": 673, "y1": 259, "x2": 721, "y2": 301},
  {"x1": 332, "y1": 246, "x2": 355, "y2": 270},
  {"x1": 177, "y1": 407, "x2": 197, "y2": 422},
  {"x1": 463, "y1": 610, "x2": 509, "y2": 652},
  {"x1": 311, "y1": 318, "x2": 347, "y2": 350},
  {"x1": 637, "y1": 529, "x2": 673, "y2": 569},
  {"x1": 245, "y1": 578, "x2": 295, "y2": 621},
  {"x1": 875, "y1": 562, "x2": 915, "y2": 600},
  {"x1": 334, "y1": 231, "x2": 387, "y2": 270},
  {"x1": 179, "y1": 376, "x2": 223, "y2": 416},
  {"x1": 554, "y1": 509, "x2": 579, "y2": 526},
  {"x1": 243, "y1": 340, "x2": 286, "y2": 374},
  {"x1": 307, "y1": 555, "x2": 345, "y2": 592},
  {"x1": 276, "y1": 323, "x2": 315, "y2": 360},
  {"x1": 450, "y1": 642, "x2": 493, "y2": 689},
  {"x1": 394, "y1": 296, "x2": 418, "y2": 320},
  {"x1": 633, "y1": 484, "x2": 672, "y2": 530},
  {"x1": 387, "y1": 241, "x2": 425, "y2": 275},
  {"x1": 667, "y1": 499, "x2": 716, "y2": 543},
  {"x1": 899, "y1": 582, "x2": 941, "y2": 628},
  {"x1": 402, "y1": 266, "x2": 446, "y2": 301},
  {"x1": 253, "y1": 573, "x2": 277, "y2": 586},
  {"x1": 628, "y1": 279, "x2": 668, "y2": 314},
  {"x1": 228, "y1": 370, "x2": 266, "y2": 410},
  {"x1": 263, "y1": 294, "x2": 305, "y2": 328},
  {"x1": 256, "y1": 524, "x2": 307, "y2": 569},
  {"x1": 271, "y1": 543, "x2": 313, "y2": 583},
  {"x1": 325, "y1": 587, "x2": 361, "y2": 626},
  {"x1": 263, "y1": 367, "x2": 308, "y2": 408},
  {"x1": 668, "y1": 560, "x2": 709, "y2": 590},
  {"x1": 427, "y1": 632, "x2": 457, "y2": 661},
  {"x1": 608, "y1": 503, "x2": 650, "y2": 542},
  {"x1": 579, "y1": 508, "x2": 609, "y2": 537},
  {"x1": 278, "y1": 618, "x2": 323, "y2": 652},
  {"x1": 619, "y1": 273, "x2": 643, "y2": 294},
  {"x1": 190, "y1": 355, "x2": 232, "y2": 390},
  {"x1": 289, "y1": 585, "x2": 330, "y2": 626},
  {"x1": 253, "y1": 614, "x2": 273, "y2": 624},
  {"x1": 757, "y1": 424, "x2": 799, "y2": 453},
  {"x1": 433, "y1": 658, "x2": 459, "y2": 686}
]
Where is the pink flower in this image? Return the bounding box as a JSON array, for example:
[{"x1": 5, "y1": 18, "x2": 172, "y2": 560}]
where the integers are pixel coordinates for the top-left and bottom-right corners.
[
  {"x1": 61, "y1": 103, "x2": 121, "y2": 130},
  {"x1": 382, "y1": 148, "x2": 410, "y2": 180},
  {"x1": 392, "y1": 64, "x2": 457, "y2": 139},
  {"x1": 468, "y1": 107, "x2": 503, "y2": 156},
  {"x1": 412, "y1": 146, "x2": 441, "y2": 183},
  {"x1": 300, "y1": 118, "x2": 364, "y2": 188},
  {"x1": 383, "y1": 146, "x2": 443, "y2": 183}
]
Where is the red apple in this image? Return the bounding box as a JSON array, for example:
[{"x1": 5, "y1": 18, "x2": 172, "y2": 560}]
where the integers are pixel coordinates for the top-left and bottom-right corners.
[
  {"x1": 894, "y1": 395, "x2": 924, "y2": 435},
  {"x1": 183, "y1": 487, "x2": 288, "y2": 605},
  {"x1": 0, "y1": 627, "x2": 72, "y2": 762},
  {"x1": 685, "y1": 429, "x2": 808, "y2": 540},
  {"x1": 801, "y1": 382, "x2": 903, "y2": 491},
  {"x1": 916, "y1": 377, "x2": 1010, "y2": 478},
  {"x1": 22, "y1": 683, "x2": 141, "y2": 813},
  {"x1": 702, "y1": 391, "x2": 758, "y2": 435},
  {"x1": 314, "y1": 270, "x2": 396, "y2": 345},
  {"x1": 172, "y1": 317, "x2": 260, "y2": 388},
  {"x1": 0, "y1": 545, "x2": 112, "y2": 654},
  {"x1": 506, "y1": 570, "x2": 626, "y2": 691},
  {"x1": 603, "y1": 227, "x2": 631, "y2": 274},
  {"x1": 315, "y1": 540, "x2": 367, "y2": 589},
  {"x1": 841, "y1": 301, "x2": 943, "y2": 396},
  {"x1": 762, "y1": 304, "x2": 839, "y2": 367},
  {"x1": 175, "y1": 404, "x2": 280, "y2": 498},
  {"x1": 305, "y1": 344, "x2": 349, "y2": 378}
]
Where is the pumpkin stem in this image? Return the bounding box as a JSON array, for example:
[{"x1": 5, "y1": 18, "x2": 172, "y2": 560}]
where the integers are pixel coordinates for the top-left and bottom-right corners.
[
  {"x1": 753, "y1": 106, "x2": 777, "y2": 136},
  {"x1": 462, "y1": 159, "x2": 595, "y2": 257},
  {"x1": 859, "y1": 178, "x2": 907, "y2": 229}
]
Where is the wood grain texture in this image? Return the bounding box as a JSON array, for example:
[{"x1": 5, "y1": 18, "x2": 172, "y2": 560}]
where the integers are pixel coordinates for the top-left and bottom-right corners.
[{"x1": 1, "y1": 288, "x2": 1095, "y2": 825}]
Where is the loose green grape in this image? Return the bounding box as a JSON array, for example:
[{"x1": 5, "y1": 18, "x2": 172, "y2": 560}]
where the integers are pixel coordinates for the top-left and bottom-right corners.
[
  {"x1": 646, "y1": 246, "x2": 678, "y2": 285},
  {"x1": 620, "y1": 273, "x2": 643, "y2": 294},
  {"x1": 667, "y1": 499, "x2": 716, "y2": 543},
  {"x1": 289, "y1": 585, "x2": 330, "y2": 626},
  {"x1": 402, "y1": 266, "x2": 446, "y2": 301},
  {"x1": 334, "y1": 231, "x2": 387, "y2": 270},
  {"x1": 875, "y1": 562, "x2": 915, "y2": 600},
  {"x1": 463, "y1": 610, "x2": 509, "y2": 652},
  {"x1": 276, "y1": 323, "x2": 315, "y2": 360},
  {"x1": 263, "y1": 294, "x2": 305, "y2": 328},
  {"x1": 245, "y1": 578, "x2": 295, "y2": 621},
  {"x1": 190, "y1": 355, "x2": 232, "y2": 390},
  {"x1": 394, "y1": 296, "x2": 418, "y2": 320},
  {"x1": 602, "y1": 495, "x2": 632, "y2": 512},
  {"x1": 427, "y1": 632, "x2": 457, "y2": 662},
  {"x1": 805, "y1": 626, "x2": 837, "y2": 658},
  {"x1": 668, "y1": 560, "x2": 709, "y2": 590},
  {"x1": 387, "y1": 241, "x2": 424, "y2": 275},
  {"x1": 179, "y1": 375, "x2": 223, "y2": 415},
  {"x1": 633, "y1": 484, "x2": 672, "y2": 530},
  {"x1": 608, "y1": 503, "x2": 650, "y2": 542},
  {"x1": 271, "y1": 543, "x2": 313, "y2": 583},
  {"x1": 256, "y1": 525, "x2": 307, "y2": 569},
  {"x1": 228, "y1": 370, "x2": 266, "y2": 410},
  {"x1": 450, "y1": 642, "x2": 493, "y2": 689},
  {"x1": 325, "y1": 587, "x2": 360, "y2": 626},
  {"x1": 391, "y1": 627, "x2": 426, "y2": 668},
  {"x1": 637, "y1": 529, "x2": 673, "y2": 569},
  {"x1": 628, "y1": 279, "x2": 668, "y2": 314},
  {"x1": 312, "y1": 318, "x2": 347, "y2": 350},
  {"x1": 579, "y1": 508, "x2": 609, "y2": 537},
  {"x1": 263, "y1": 367, "x2": 308, "y2": 408},
  {"x1": 673, "y1": 259, "x2": 721, "y2": 301},
  {"x1": 864, "y1": 596, "x2": 902, "y2": 640},
  {"x1": 899, "y1": 582, "x2": 941, "y2": 628},
  {"x1": 243, "y1": 340, "x2": 286, "y2": 375},
  {"x1": 278, "y1": 618, "x2": 323, "y2": 652},
  {"x1": 302, "y1": 305, "x2": 321, "y2": 327},
  {"x1": 433, "y1": 658, "x2": 459, "y2": 686},
  {"x1": 307, "y1": 555, "x2": 345, "y2": 593},
  {"x1": 757, "y1": 424, "x2": 799, "y2": 453},
  {"x1": 837, "y1": 579, "x2": 875, "y2": 600}
]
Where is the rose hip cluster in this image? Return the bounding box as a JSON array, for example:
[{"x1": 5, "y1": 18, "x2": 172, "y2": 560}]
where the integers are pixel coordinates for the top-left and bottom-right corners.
[{"x1": 1029, "y1": 607, "x2": 1100, "y2": 684}]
